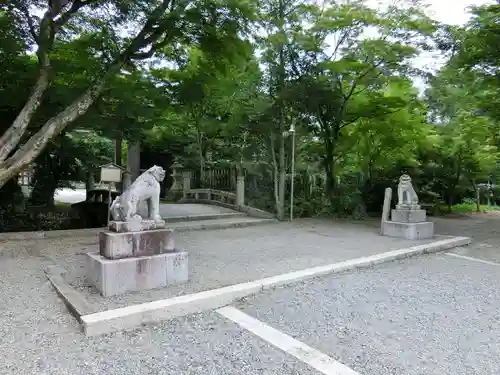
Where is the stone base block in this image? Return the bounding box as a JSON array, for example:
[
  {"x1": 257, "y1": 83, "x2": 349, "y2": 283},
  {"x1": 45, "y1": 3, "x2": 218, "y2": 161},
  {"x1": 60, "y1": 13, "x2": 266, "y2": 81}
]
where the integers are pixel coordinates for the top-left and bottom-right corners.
[
  {"x1": 396, "y1": 204, "x2": 421, "y2": 210},
  {"x1": 109, "y1": 220, "x2": 166, "y2": 233},
  {"x1": 99, "y1": 228, "x2": 174, "y2": 260},
  {"x1": 87, "y1": 251, "x2": 188, "y2": 297},
  {"x1": 391, "y1": 209, "x2": 427, "y2": 223},
  {"x1": 382, "y1": 221, "x2": 434, "y2": 240}
]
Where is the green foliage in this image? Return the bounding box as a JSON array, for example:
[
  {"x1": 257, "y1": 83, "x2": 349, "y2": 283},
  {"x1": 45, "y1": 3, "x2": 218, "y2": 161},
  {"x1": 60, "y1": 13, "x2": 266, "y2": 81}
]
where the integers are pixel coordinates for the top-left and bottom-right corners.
[{"x1": 2, "y1": 0, "x2": 500, "y2": 228}]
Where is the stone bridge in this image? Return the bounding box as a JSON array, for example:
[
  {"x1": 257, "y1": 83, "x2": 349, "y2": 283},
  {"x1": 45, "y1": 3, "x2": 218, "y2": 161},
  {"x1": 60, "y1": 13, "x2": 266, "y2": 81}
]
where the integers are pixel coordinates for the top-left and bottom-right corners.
[{"x1": 170, "y1": 166, "x2": 274, "y2": 221}]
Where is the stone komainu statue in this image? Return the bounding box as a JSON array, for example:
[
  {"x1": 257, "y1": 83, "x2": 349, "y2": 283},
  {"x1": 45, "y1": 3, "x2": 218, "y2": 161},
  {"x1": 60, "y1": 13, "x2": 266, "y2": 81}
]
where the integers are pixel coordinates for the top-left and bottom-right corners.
[
  {"x1": 397, "y1": 173, "x2": 418, "y2": 207},
  {"x1": 110, "y1": 165, "x2": 166, "y2": 222}
]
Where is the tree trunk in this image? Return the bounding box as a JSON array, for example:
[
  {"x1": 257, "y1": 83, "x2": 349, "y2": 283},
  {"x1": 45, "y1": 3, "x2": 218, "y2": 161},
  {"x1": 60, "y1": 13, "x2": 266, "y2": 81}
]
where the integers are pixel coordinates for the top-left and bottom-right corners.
[
  {"x1": 0, "y1": 70, "x2": 50, "y2": 162},
  {"x1": 0, "y1": 75, "x2": 110, "y2": 189},
  {"x1": 475, "y1": 182, "x2": 481, "y2": 212},
  {"x1": 114, "y1": 137, "x2": 122, "y2": 166},
  {"x1": 322, "y1": 140, "x2": 336, "y2": 208},
  {"x1": 85, "y1": 171, "x2": 94, "y2": 193},
  {"x1": 277, "y1": 129, "x2": 285, "y2": 221},
  {"x1": 270, "y1": 133, "x2": 283, "y2": 220},
  {"x1": 274, "y1": 0, "x2": 286, "y2": 221}
]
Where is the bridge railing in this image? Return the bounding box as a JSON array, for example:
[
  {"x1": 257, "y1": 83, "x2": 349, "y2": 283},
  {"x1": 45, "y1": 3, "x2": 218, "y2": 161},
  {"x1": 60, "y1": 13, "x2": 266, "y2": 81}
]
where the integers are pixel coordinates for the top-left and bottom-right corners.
[
  {"x1": 183, "y1": 188, "x2": 237, "y2": 206},
  {"x1": 179, "y1": 177, "x2": 274, "y2": 219}
]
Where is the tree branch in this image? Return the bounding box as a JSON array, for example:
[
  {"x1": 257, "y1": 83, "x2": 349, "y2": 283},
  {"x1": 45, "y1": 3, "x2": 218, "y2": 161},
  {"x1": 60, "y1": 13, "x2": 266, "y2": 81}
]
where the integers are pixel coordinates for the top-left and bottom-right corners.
[
  {"x1": 0, "y1": 70, "x2": 50, "y2": 162},
  {"x1": 52, "y1": 0, "x2": 103, "y2": 28},
  {"x1": 4, "y1": 68, "x2": 115, "y2": 171},
  {"x1": 19, "y1": 4, "x2": 39, "y2": 43},
  {"x1": 0, "y1": 0, "x2": 181, "y2": 180}
]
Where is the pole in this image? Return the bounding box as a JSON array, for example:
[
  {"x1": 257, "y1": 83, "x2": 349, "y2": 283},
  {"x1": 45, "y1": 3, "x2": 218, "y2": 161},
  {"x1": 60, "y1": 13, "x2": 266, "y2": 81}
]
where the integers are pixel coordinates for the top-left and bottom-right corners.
[
  {"x1": 107, "y1": 183, "x2": 111, "y2": 225},
  {"x1": 290, "y1": 128, "x2": 296, "y2": 221}
]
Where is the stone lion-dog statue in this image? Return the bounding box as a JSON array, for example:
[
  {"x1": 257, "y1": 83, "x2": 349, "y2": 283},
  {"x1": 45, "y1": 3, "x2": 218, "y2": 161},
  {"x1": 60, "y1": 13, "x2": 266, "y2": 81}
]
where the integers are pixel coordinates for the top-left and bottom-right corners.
[
  {"x1": 397, "y1": 173, "x2": 419, "y2": 207},
  {"x1": 110, "y1": 165, "x2": 166, "y2": 222}
]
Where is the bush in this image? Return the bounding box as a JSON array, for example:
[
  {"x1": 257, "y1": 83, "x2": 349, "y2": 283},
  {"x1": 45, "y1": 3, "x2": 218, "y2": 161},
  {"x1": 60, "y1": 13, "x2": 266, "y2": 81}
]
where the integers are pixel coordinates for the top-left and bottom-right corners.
[{"x1": 0, "y1": 208, "x2": 75, "y2": 232}]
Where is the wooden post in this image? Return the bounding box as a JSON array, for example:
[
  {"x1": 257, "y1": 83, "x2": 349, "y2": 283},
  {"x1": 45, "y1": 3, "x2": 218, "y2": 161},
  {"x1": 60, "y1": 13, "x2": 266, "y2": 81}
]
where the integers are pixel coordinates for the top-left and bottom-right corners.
[{"x1": 381, "y1": 187, "x2": 392, "y2": 234}]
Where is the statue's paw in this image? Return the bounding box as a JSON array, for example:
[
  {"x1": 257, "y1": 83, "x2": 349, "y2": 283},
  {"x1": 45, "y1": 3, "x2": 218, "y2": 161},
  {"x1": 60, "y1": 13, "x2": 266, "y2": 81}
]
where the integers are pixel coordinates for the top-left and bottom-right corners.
[
  {"x1": 130, "y1": 214, "x2": 142, "y2": 221},
  {"x1": 154, "y1": 215, "x2": 163, "y2": 221}
]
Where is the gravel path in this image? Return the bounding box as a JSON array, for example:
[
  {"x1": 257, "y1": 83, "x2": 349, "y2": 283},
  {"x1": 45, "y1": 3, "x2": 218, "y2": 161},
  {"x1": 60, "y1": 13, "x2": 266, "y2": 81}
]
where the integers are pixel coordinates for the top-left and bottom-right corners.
[
  {"x1": 2, "y1": 309, "x2": 320, "y2": 375},
  {"x1": 1, "y1": 214, "x2": 499, "y2": 374},
  {"x1": 234, "y1": 253, "x2": 500, "y2": 375},
  {"x1": 28, "y1": 219, "x2": 437, "y2": 312}
]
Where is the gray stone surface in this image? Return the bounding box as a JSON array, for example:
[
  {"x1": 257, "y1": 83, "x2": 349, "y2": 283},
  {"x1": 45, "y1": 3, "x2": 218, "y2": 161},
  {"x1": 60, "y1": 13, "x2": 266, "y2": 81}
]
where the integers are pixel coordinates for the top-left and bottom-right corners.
[
  {"x1": 159, "y1": 203, "x2": 239, "y2": 218},
  {"x1": 87, "y1": 251, "x2": 188, "y2": 297},
  {"x1": 108, "y1": 219, "x2": 166, "y2": 233},
  {"x1": 390, "y1": 208, "x2": 426, "y2": 223},
  {"x1": 1, "y1": 305, "x2": 318, "y2": 375},
  {"x1": 235, "y1": 254, "x2": 500, "y2": 375},
  {"x1": 43, "y1": 219, "x2": 437, "y2": 312},
  {"x1": 110, "y1": 165, "x2": 166, "y2": 222},
  {"x1": 382, "y1": 220, "x2": 434, "y2": 240},
  {"x1": 1, "y1": 214, "x2": 499, "y2": 374},
  {"x1": 99, "y1": 228, "x2": 175, "y2": 259}
]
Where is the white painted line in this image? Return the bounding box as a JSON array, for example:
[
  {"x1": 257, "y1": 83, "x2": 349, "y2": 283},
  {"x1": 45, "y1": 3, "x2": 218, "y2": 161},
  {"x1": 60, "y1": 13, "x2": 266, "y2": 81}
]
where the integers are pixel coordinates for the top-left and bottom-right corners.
[
  {"x1": 218, "y1": 306, "x2": 361, "y2": 375},
  {"x1": 81, "y1": 281, "x2": 262, "y2": 336},
  {"x1": 81, "y1": 236, "x2": 471, "y2": 336},
  {"x1": 445, "y1": 252, "x2": 500, "y2": 266}
]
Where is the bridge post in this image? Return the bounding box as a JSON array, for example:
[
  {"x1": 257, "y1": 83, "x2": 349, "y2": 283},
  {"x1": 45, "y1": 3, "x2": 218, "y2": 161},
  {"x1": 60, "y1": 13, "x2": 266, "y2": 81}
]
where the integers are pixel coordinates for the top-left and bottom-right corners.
[
  {"x1": 182, "y1": 171, "x2": 191, "y2": 198},
  {"x1": 236, "y1": 175, "x2": 245, "y2": 207}
]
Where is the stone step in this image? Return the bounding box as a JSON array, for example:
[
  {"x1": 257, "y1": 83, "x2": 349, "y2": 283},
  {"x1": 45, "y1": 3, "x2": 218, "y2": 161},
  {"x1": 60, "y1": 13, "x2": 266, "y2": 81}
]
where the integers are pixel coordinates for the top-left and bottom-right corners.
[
  {"x1": 162, "y1": 212, "x2": 246, "y2": 223},
  {"x1": 0, "y1": 216, "x2": 276, "y2": 241},
  {"x1": 168, "y1": 217, "x2": 278, "y2": 232}
]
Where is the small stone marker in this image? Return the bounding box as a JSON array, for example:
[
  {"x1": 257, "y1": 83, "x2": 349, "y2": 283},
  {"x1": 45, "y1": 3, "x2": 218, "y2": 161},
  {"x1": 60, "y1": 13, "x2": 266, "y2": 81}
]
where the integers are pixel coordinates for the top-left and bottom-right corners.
[{"x1": 381, "y1": 187, "x2": 392, "y2": 234}]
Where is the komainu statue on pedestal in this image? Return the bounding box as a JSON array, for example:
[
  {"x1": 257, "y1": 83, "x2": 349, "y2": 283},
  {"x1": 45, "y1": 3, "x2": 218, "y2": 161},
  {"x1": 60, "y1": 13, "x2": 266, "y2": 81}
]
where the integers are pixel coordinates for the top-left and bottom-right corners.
[
  {"x1": 397, "y1": 173, "x2": 418, "y2": 208},
  {"x1": 110, "y1": 165, "x2": 166, "y2": 222}
]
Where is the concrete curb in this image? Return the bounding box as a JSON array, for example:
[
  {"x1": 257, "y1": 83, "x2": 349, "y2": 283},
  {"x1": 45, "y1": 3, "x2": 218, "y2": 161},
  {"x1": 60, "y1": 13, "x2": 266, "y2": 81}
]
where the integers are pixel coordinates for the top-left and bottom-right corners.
[
  {"x1": 174, "y1": 218, "x2": 277, "y2": 232},
  {"x1": 80, "y1": 235, "x2": 471, "y2": 336},
  {"x1": 45, "y1": 265, "x2": 91, "y2": 321},
  {"x1": 0, "y1": 217, "x2": 277, "y2": 241}
]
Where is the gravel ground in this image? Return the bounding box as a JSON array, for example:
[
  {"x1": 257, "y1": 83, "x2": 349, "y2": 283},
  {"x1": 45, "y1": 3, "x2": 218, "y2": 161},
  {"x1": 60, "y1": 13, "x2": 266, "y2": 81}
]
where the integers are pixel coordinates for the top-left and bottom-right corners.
[
  {"x1": 235, "y1": 253, "x2": 500, "y2": 375},
  {"x1": 1, "y1": 309, "x2": 320, "y2": 375},
  {"x1": 0, "y1": 241, "x2": 319, "y2": 375},
  {"x1": 26, "y1": 219, "x2": 437, "y2": 312},
  {"x1": 434, "y1": 214, "x2": 500, "y2": 264},
  {"x1": 1, "y1": 214, "x2": 499, "y2": 374}
]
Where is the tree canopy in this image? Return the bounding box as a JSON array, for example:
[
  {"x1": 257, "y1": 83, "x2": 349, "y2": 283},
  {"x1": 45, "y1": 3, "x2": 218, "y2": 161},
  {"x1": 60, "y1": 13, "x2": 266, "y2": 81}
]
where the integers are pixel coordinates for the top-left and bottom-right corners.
[{"x1": 2, "y1": 0, "x2": 500, "y2": 220}]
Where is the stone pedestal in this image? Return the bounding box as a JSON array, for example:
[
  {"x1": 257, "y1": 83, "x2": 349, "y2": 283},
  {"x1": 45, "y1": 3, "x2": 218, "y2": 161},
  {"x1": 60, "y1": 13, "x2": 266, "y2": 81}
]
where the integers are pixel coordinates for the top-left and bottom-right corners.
[
  {"x1": 87, "y1": 251, "x2": 188, "y2": 297},
  {"x1": 87, "y1": 220, "x2": 188, "y2": 297},
  {"x1": 391, "y1": 209, "x2": 426, "y2": 223},
  {"x1": 382, "y1": 206, "x2": 434, "y2": 240},
  {"x1": 382, "y1": 220, "x2": 434, "y2": 240}
]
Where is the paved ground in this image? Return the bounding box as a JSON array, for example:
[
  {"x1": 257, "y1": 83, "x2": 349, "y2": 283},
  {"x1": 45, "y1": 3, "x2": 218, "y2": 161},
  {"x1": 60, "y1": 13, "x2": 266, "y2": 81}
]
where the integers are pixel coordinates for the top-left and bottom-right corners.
[
  {"x1": 1, "y1": 214, "x2": 499, "y2": 374},
  {"x1": 232, "y1": 252, "x2": 500, "y2": 375},
  {"x1": 159, "y1": 203, "x2": 238, "y2": 217},
  {"x1": 51, "y1": 188, "x2": 239, "y2": 216},
  {"x1": 24, "y1": 219, "x2": 436, "y2": 312},
  {"x1": 54, "y1": 188, "x2": 86, "y2": 203}
]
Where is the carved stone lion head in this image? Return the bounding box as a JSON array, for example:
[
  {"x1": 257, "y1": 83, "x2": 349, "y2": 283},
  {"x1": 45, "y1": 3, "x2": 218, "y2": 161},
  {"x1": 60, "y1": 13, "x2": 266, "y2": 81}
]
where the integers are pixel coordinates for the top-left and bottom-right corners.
[
  {"x1": 399, "y1": 173, "x2": 411, "y2": 183},
  {"x1": 148, "y1": 165, "x2": 166, "y2": 182}
]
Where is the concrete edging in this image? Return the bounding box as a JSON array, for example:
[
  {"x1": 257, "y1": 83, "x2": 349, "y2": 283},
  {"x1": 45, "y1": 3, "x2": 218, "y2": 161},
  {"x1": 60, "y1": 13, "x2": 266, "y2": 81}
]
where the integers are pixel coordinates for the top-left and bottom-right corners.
[
  {"x1": 45, "y1": 265, "x2": 91, "y2": 321},
  {"x1": 0, "y1": 215, "x2": 275, "y2": 241},
  {"x1": 80, "y1": 235, "x2": 471, "y2": 336}
]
